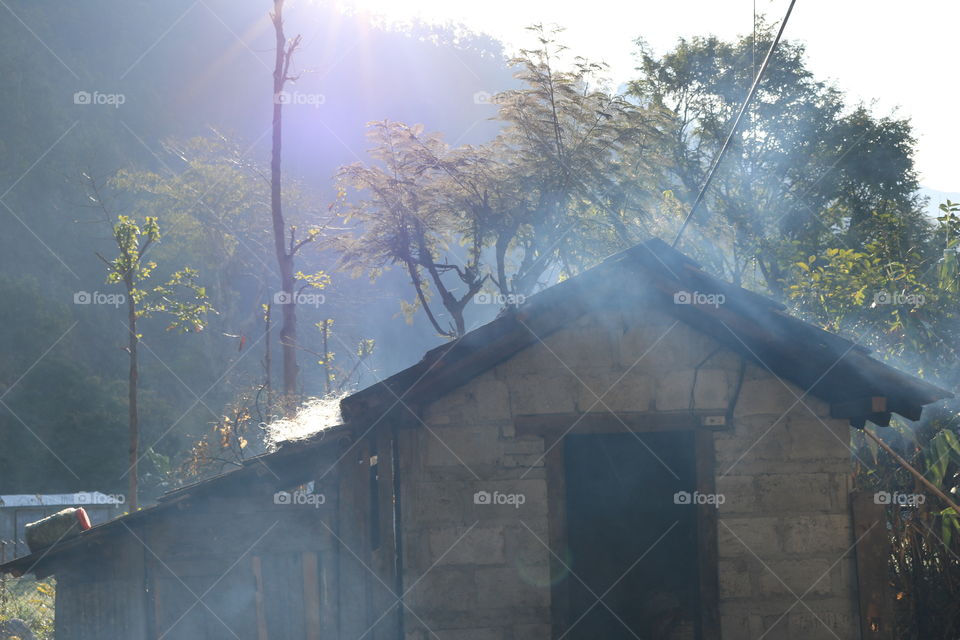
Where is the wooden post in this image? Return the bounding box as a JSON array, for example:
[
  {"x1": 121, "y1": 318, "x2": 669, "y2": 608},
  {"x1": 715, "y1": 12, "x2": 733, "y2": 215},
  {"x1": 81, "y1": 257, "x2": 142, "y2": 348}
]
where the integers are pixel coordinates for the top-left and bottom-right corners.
[
  {"x1": 372, "y1": 426, "x2": 400, "y2": 640},
  {"x1": 317, "y1": 459, "x2": 342, "y2": 640},
  {"x1": 863, "y1": 428, "x2": 960, "y2": 515},
  {"x1": 851, "y1": 491, "x2": 895, "y2": 640},
  {"x1": 338, "y1": 437, "x2": 372, "y2": 637},
  {"x1": 252, "y1": 556, "x2": 269, "y2": 640},
  {"x1": 695, "y1": 429, "x2": 721, "y2": 640},
  {"x1": 302, "y1": 551, "x2": 321, "y2": 640},
  {"x1": 545, "y1": 434, "x2": 570, "y2": 637},
  {"x1": 320, "y1": 549, "x2": 339, "y2": 639}
]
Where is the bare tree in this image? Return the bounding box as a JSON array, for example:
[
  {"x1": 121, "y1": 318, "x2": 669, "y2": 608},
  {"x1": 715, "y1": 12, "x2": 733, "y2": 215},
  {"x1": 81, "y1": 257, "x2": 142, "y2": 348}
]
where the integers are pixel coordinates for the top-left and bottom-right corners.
[{"x1": 270, "y1": 0, "x2": 304, "y2": 404}]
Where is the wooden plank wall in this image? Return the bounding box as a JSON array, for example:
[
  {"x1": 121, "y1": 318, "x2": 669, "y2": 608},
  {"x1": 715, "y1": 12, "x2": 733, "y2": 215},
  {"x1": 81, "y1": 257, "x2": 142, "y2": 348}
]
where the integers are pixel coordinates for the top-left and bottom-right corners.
[
  {"x1": 337, "y1": 433, "x2": 374, "y2": 639},
  {"x1": 46, "y1": 434, "x2": 413, "y2": 640},
  {"x1": 48, "y1": 447, "x2": 349, "y2": 640},
  {"x1": 53, "y1": 533, "x2": 148, "y2": 640},
  {"x1": 334, "y1": 424, "x2": 404, "y2": 640}
]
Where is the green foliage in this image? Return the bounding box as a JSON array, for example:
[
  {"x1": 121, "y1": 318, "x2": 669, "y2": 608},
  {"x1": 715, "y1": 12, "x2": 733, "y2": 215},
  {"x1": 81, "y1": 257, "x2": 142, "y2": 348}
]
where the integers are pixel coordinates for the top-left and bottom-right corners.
[
  {"x1": 148, "y1": 267, "x2": 216, "y2": 333},
  {"x1": 630, "y1": 24, "x2": 925, "y2": 291},
  {"x1": 99, "y1": 212, "x2": 215, "y2": 330},
  {"x1": 337, "y1": 120, "x2": 487, "y2": 336},
  {"x1": 104, "y1": 215, "x2": 160, "y2": 288},
  {"x1": 854, "y1": 420, "x2": 960, "y2": 638},
  {"x1": 935, "y1": 201, "x2": 960, "y2": 294},
  {"x1": 314, "y1": 319, "x2": 375, "y2": 395},
  {"x1": 296, "y1": 270, "x2": 331, "y2": 292},
  {"x1": 109, "y1": 134, "x2": 325, "y2": 322},
  {"x1": 786, "y1": 217, "x2": 960, "y2": 382},
  {"x1": 0, "y1": 577, "x2": 55, "y2": 639},
  {"x1": 787, "y1": 246, "x2": 922, "y2": 331}
]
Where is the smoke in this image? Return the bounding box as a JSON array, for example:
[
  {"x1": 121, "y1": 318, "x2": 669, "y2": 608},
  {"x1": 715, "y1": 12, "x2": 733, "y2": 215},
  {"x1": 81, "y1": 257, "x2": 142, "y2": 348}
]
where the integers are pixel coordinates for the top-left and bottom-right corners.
[{"x1": 263, "y1": 394, "x2": 347, "y2": 450}]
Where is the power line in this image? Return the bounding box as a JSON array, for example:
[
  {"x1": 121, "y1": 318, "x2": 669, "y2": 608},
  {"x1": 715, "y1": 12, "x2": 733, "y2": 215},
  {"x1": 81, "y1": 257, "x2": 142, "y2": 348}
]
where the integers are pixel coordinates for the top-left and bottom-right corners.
[{"x1": 671, "y1": 0, "x2": 798, "y2": 248}]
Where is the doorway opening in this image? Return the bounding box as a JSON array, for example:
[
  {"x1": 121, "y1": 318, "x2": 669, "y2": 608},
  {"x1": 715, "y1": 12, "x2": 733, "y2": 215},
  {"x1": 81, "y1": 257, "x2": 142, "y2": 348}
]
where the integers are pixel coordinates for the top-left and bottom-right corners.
[{"x1": 561, "y1": 431, "x2": 700, "y2": 639}]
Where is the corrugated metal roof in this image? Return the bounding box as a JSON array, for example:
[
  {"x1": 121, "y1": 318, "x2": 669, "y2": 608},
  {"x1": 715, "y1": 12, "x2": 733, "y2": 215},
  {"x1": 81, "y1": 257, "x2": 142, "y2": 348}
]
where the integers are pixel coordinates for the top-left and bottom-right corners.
[{"x1": 0, "y1": 493, "x2": 123, "y2": 507}]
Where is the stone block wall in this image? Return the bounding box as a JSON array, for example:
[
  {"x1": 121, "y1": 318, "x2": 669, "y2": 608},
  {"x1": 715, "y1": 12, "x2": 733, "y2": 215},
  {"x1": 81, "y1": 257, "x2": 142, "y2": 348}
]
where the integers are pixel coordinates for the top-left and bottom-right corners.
[
  {"x1": 400, "y1": 305, "x2": 860, "y2": 639},
  {"x1": 717, "y1": 374, "x2": 859, "y2": 640},
  {"x1": 401, "y1": 363, "x2": 551, "y2": 640}
]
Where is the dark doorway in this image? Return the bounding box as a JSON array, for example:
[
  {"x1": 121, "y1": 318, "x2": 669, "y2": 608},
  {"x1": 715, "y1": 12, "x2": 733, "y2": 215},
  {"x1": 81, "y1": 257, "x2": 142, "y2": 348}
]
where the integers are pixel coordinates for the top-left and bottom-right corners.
[{"x1": 562, "y1": 431, "x2": 700, "y2": 640}]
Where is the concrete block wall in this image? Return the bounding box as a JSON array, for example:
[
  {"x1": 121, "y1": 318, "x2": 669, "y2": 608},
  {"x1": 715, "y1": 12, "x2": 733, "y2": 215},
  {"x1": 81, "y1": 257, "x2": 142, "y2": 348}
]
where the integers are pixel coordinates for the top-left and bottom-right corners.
[
  {"x1": 402, "y1": 366, "x2": 552, "y2": 640},
  {"x1": 717, "y1": 372, "x2": 859, "y2": 640},
  {"x1": 402, "y1": 305, "x2": 859, "y2": 640}
]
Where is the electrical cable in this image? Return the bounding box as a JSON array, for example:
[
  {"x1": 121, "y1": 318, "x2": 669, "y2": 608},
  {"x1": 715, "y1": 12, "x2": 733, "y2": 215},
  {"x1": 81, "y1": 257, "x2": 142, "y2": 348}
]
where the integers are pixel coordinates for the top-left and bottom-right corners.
[{"x1": 671, "y1": 0, "x2": 798, "y2": 248}]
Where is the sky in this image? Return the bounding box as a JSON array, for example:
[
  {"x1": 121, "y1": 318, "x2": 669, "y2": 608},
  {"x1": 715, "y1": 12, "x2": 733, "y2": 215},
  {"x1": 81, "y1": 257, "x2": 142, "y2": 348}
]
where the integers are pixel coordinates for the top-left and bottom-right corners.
[{"x1": 325, "y1": 0, "x2": 959, "y2": 194}]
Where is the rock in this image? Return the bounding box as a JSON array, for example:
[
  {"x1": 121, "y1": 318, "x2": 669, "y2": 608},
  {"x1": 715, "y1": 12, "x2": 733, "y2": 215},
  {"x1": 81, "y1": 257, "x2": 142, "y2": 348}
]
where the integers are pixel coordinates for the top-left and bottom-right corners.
[{"x1": 0, "y1": 618, "x2": 38, "y2": 640}]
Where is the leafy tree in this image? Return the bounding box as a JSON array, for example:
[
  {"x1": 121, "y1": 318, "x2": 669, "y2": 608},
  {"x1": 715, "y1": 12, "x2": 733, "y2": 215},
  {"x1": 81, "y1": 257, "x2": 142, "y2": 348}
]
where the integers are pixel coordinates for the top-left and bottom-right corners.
[
  {"x1": 492, "y1": 24, "x2": 666, "y2": 278},
  {"x1": 88, "y1": 177, "x2": 214, "y2": 509},
  {"x1": 630, "y1": 24, "x2": 926, "y2": 293},
  {"x1": 337, "y1": 26, "x2": 662, "y2": 336},
  {"x1": 110, "y1": 134, "x2": 337, "y2": 420},
  {"x1": 337, "y1": 120, "x2": 487, "y2": 337},
  {"x1": 785, "y1": 201, "x2": 960, "y2": 638},
  {"x1": 787, "y1": 202, "x2": 960, "y2": 381},
  {"x1": 111, "y1": 134, "x2": 276, "y2": 322}
]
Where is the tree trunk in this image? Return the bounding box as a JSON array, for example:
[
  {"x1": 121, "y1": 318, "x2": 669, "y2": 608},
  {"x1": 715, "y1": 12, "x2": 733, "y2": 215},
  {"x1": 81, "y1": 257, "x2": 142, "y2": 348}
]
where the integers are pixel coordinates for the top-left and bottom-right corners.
[
  {"x1": 405, "y1": 259, "x2": 449, "y2": 337},
  {"x1": 271, "y1": 0, "x2": 297, "y2": 403},
  {"x1": 321, "y1": 319, "x2": 331, "y2": 395},
  {"x1": 126, "y1": 280, "x2": 139, "y2": 511},
  {"x1": 264, "y1": 302, "x2": 273, "y2": 413}
]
